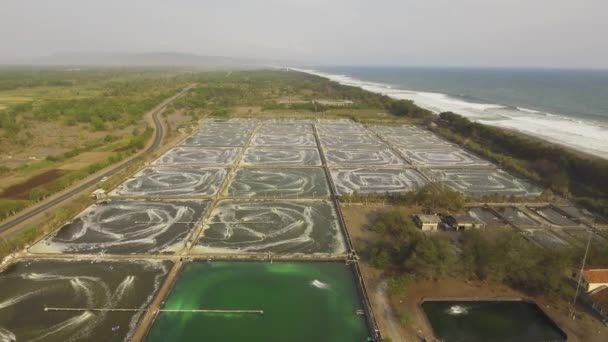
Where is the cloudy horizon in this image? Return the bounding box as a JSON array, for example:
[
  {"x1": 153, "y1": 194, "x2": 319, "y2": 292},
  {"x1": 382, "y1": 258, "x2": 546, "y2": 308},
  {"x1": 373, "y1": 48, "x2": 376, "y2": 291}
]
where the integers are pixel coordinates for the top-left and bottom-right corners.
[{"x1": 1, "y1": 0, "x2": 607, "y2": 69}]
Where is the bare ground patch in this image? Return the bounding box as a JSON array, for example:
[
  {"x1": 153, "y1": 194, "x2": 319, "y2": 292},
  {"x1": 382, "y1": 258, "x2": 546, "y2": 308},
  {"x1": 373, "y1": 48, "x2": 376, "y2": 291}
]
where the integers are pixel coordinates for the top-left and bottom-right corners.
[
  {"x1": 0, "y1": 169, "x2": 65, "y2": 199},
  {"x1": 0, "y1": 121, "x2": 140, "y2": 169}
]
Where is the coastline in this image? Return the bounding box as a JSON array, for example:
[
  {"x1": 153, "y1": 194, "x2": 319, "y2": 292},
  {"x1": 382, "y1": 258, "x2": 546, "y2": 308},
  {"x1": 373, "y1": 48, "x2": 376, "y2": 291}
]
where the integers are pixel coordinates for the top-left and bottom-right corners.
[{"x1": 290, "y1": 67, "x2": 608, "y2": 160}]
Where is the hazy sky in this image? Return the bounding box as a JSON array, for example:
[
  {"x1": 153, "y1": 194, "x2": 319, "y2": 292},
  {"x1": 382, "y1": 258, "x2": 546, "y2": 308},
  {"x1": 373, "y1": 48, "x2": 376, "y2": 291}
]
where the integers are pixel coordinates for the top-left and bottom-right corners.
[{"x1": 1, "y1": 0, "x2": 607, "y2": 68}]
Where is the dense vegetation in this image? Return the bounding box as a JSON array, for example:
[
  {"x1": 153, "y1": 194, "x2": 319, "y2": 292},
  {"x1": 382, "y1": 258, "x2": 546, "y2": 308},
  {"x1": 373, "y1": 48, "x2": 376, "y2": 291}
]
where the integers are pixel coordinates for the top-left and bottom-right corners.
[
  {"x1": 170, "y1": 70, "x2": 430, "y2": 119},
  {"x1": 0, "y1": 68, "x2": 188, "y2": 137},
  {"x1": 0, "y1": 68, "x2": 191, "y2": 219},
  {"x1": 365, "y1": 208, "x2": 608, "y2": 299},
  {"x1": 341, "y1": 185, "x2": 465, "y2": 212},
  {"x1": 432, "y1": 112, "x2": 608, "y2": 216}
]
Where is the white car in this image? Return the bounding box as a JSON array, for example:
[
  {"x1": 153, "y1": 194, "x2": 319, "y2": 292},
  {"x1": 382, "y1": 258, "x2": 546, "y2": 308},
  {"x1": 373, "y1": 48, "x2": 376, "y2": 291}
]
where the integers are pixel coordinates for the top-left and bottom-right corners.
[{"x1": 100, "y1": 176, "x2": 108, "y2": 183}]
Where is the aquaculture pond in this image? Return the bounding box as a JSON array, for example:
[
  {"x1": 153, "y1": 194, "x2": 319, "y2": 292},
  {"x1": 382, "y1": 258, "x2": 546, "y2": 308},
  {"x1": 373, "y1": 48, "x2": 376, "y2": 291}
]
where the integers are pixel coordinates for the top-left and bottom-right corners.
[
  {"x1": 0, "y1": 259, "x2": 172, "y2": 342},
  {"x1": 421, "y1": 300, "x2": 566, "y2": 342},
  {"x1": 146, "y1": 261, "x2": 370, "y2": 342}
]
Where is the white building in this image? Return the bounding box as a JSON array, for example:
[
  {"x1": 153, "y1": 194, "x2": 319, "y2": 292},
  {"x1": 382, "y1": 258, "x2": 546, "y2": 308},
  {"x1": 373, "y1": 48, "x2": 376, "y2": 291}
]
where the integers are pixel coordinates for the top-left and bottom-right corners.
[{"x1": 413, "y1": 214, "x2": 442, "y2": 232}]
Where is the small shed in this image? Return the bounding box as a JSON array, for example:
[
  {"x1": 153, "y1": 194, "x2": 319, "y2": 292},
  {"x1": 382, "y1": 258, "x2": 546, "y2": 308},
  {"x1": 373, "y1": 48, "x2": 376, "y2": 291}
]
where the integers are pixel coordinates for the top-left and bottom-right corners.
[
  {"x1": 413, "y1": 214, "x2": 442, "y2": 232},
  {"x1": 444, "y1": 215, "x2": 485, "y2": 231},
  {"x1": 91, "y1": 189, "x2": 106, "y2": 200}
]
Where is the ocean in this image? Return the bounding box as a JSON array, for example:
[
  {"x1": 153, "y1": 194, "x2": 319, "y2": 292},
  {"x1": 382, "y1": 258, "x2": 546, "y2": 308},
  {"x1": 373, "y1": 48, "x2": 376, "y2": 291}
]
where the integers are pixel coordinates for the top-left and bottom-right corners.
[{"x1": 295, "y1": 66, "x2": 608, "y2": 159}]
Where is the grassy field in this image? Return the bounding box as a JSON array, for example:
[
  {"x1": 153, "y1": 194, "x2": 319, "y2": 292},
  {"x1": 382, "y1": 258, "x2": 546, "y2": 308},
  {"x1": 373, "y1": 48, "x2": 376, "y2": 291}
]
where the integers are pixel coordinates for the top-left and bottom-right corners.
[
  {"x1": 169, "y1": 70, "x2": 428, "y2": 123},
  {"x1": 0, "y1": 67, "x2": 195, "y2": 219}
]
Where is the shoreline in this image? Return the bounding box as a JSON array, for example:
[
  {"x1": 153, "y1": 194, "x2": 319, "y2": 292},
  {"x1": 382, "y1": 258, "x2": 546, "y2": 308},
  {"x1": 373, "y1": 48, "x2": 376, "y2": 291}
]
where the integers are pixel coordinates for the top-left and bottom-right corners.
[{"x1": 291, "y1": 67, "x2": 608, "y2": 160}]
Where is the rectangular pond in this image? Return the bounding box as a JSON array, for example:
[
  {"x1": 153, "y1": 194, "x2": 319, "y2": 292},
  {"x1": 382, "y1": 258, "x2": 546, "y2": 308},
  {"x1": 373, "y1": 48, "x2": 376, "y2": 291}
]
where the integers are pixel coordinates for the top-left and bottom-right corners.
[
  {"x1": 529, "y1": 229, "x2": 571, "y2": 249},
  {"x1": 331, "y1": 168, "x2": 429, "y2": 195},
  {"x1": 0, "y1": 259, "x2": 172, "y2": 342},
  {"x1": 421, "y1": 300, "x2": 566, "y2": 342},
  {"x1": 146, "y1": 261, "x2": 371, "y2": 342},
  {"x1": 399, "y1": 147, "x2": 492, "y2": 168},
  {"x1": 530, "y1": 207, "x2": 580, "y2": 226},
  {"x1": 193, "y1": 200, "x2": 345, "y2": 255},
  {"x1": 181, "y1": 134, "x2": 251, "y2": 147},
  {"x1": 494, "y1": 207, "x2": 540, "y2": 227},
  {"x1": 250, "y1": 133, "x2": 317, "y2": 147},
  {"x1": 429, "y1": 168, "x2": 542, "y2": 197},
  {"x1": 242, "y1": 148, "x2": 322, "y2": 166},
  {"x1": 468, "y1": 207, "x2": 507, "y2": 227},
  {"x1": 257, "y1": 123, "x2": 313, "y2": 135},
  {"x1": 324, "y1": 149, "x2": 406, "y2": 167},
  {"x1": 154, "y1": 147, "x2": 241, "y2": 167},
  {"x1": 30, "y1": 200, "x2": 208, "y2": 255},
  {"x1": 319, "y1": 134, "x2": 386, "y2": 149},
  {"x1": 226, "y1": 167, "x2": 330, "y2": 199},
  {"x1": 383, "y1": 134, "x2": 453, "y2": 150},
  {"x1": 112, "y1": 167, "x2": 227, "y2": 198}
]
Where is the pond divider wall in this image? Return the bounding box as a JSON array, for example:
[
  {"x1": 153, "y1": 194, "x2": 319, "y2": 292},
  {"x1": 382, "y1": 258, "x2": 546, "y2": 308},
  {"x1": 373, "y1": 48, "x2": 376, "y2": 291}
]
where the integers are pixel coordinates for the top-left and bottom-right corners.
[{"x1": 312, "y1": 123, "x2": 382, "y2": 341}]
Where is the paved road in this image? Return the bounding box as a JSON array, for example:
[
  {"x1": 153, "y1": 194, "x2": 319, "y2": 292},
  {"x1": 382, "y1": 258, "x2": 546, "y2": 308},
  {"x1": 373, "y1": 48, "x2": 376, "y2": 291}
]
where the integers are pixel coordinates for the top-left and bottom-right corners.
[{"x1": 0, "y1": 85, "x2": 194, "y2": 234}]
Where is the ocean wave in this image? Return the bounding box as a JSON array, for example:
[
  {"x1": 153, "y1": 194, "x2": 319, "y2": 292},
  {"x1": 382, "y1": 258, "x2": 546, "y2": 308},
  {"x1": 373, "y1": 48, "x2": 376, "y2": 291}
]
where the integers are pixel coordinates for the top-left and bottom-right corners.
[
  {"x1": 292, "y1": 67, "x2": 608, "y2": 159},
  {"x1": 516, "y1": 106, "x2": 541, "y2": 114}
]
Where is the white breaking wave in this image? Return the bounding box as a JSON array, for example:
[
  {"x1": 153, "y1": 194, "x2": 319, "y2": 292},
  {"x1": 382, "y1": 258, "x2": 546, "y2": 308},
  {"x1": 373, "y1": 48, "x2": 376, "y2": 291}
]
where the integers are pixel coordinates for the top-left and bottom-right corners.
[
  {"x1": 292, "y1": 67, "x2": 608, "y2": 159},
  {"x1": 516, "y1": 106, "x2": 541, "y2": 114}
]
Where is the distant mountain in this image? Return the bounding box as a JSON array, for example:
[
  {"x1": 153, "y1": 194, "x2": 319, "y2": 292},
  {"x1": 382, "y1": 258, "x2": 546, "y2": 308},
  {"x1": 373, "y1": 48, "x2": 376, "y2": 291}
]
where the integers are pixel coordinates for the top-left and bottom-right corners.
[{"x1": 27, "y1": 52, "x2": 271, "y2": 67}]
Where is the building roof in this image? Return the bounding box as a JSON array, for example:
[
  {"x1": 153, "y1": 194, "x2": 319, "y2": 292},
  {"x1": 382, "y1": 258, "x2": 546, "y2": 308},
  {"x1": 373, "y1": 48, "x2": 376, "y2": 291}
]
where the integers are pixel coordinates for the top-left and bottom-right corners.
[
  {"x1": 590, "y1": 286, "x2": 608, "y2": 310},
  {"x1": 414, "y1": 214, "x2": 442, "y2": 224},
  {"x1": 582, "y1": 269, "x2": 608, "y2": 284}
]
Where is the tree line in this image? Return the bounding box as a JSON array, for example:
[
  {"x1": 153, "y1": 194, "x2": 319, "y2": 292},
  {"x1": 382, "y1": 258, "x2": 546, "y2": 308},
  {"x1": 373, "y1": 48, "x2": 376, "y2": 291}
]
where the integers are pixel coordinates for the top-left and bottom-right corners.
[
  {"x1": 365, "y1": 208, "x2": 608, "y2": 299},
  {"x1": 433, "y1": 112, "x2": 608, "y2": 216}
]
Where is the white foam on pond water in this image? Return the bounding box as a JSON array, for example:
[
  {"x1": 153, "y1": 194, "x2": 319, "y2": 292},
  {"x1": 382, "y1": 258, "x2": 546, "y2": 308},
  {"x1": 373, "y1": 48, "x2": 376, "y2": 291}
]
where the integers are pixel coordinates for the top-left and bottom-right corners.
[
  {"x1": 331, "y1": 168, "x2": 429, "y2": 195},
  {"x1": 242, "y1": 148, "x2": 322, "y2": 166},
  {"x1": 0, "y1": 327, "x2": 16, "y2": 342},
  {"x1": 385, "y1": 134, "x2": 454, "y2": 150},
  {"x1": 194, "y1": 200, "x2": 345, "y2": 254},
  {"x1": 399, "y1": 148, "x2": 492, "y2": 168},
  {"x1": 325, "y1": 149, "x2": 405, "y2": 166},
  {"x1": 250, "y1": 134, "x2": 317, "y2": 147},
  {"x1": 316, "y1": 122, "x2": 370, "y2": 135},
  {"x1": 428, "y1": 168, "x2": 542, "y2": 197},
  {"x1": 319, "y1": 134, "x2": 386, "y2": 149},
  {"x1": 227, "y1": 168, "x2": 330, "y2": 198},
  {"x1": 257, "y1": 123, "x2": 313, "y2": 135},
  {"x1": 180, "y1": 134, "x2": 250, "y2": 147},
  {"x1": 310, "y1": 279, "x2": 330, "y2": 289},
  {"x1": 0, "y1": 259, "x2": 171, "y2": 341},
  {"x1": 154, "y1": 147, "x2": 241, "y2": 166},
  {"x1": 31, "y1": 200, "x2": 207, "y2": 254},
  {"x1": 446, "y1": 305, "x2": 469, "y2": 316},
  {"x1": 112, "y1": 167, "x2": 227, "y2": 198}
]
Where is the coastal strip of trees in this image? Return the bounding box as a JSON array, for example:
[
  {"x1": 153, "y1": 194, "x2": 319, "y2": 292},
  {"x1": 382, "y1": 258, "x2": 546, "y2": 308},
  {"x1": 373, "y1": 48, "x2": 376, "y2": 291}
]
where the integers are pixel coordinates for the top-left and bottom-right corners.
[{"x1": 430, "y1": 112, "x2": 608, "y2": 216}]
